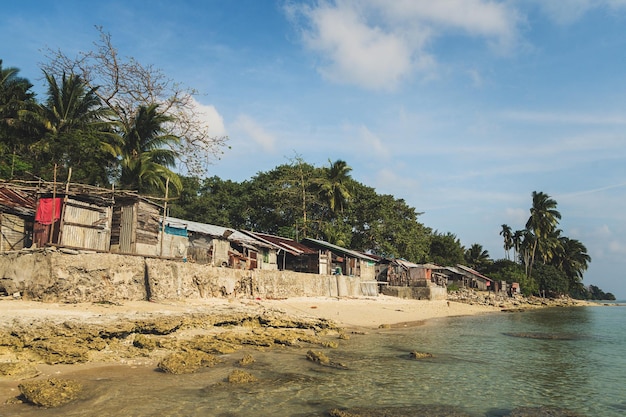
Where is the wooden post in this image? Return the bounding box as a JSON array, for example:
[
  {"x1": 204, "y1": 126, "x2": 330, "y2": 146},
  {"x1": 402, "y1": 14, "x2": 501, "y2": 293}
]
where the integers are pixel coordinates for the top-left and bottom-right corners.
[
  {"x1": 49, "y1": 164, "x2": 57, "y2": 245},
  {"x1": 159, "y1": 177, "x2": 170, "y2": 257}
]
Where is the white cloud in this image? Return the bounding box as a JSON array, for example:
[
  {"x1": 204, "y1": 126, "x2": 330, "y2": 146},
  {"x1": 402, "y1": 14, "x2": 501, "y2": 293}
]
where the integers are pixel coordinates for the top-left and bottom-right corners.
[
  {"x1": 299, "y1": 3, "x2": 416, "y2": 90},
  {"x1": 189, "y1": 97, "x2": 227, "y2": 137},
  {"x1": 232, "y1": 115, "x2": 276, "y2": 152},
  {"x1": 287, "y1": 0, "x2": 519, "y2": 90}
]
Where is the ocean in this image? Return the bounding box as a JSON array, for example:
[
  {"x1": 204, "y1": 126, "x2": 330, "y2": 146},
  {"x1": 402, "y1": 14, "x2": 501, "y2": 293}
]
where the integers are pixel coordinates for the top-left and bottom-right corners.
[{"x1": 5, "y1": 303, "x2": 626, "y2": 417}]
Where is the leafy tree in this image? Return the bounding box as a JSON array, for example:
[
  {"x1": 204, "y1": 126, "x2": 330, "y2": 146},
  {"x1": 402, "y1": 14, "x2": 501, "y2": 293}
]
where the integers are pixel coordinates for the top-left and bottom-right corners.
[
  {"x1": 348, "y1": 182, "x2": 430, "y2": 261},
  {"x1": 464, "y1": 243, "x2": 492, "y2": 272},
  {"x1": 428, "y1": 232, "x2": 465, "y2": 266},
  {"x1": 484, "y1": 259, "x2": 536, "y2": 296},
  {"x1": 0, "y1": 60, "x2": 36, "y2": 178},
  {"x1": 169, "y1": 175, "x2": 248, "y2": 227},
  {"x1": 534, "y1": 263, "x2": 569, "y2": 297},
  {"x1": 119, "y1": 104, "x2": 181, "y2": 195},
  {"x1": 242, "y1": 162, "x2": 321, "y2": 237}
]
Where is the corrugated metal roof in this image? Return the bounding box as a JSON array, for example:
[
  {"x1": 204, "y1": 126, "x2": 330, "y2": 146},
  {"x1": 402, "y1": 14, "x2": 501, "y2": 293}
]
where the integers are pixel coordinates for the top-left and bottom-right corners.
[
  {"x1": 241, "y1": 231, "x2": 317, "y2": 256},
  {"x1": 165, "y1": 217, "x2": 273, "y2": 249},
  {"x1": 0, "y1": 187, "x2": 36, "y2": 216},
  {"x1": 456, "y1": 264, "x2": 493, "y2": 282},
  {"x1": 302, "y1": 237, "x2": 378, "y2": 262}
]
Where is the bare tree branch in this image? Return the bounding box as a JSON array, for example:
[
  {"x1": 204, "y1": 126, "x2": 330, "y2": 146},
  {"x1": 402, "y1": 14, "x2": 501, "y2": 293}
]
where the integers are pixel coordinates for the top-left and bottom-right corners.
[{"x1": 41, "y1": 26, "x2": 228, "y2": 176}]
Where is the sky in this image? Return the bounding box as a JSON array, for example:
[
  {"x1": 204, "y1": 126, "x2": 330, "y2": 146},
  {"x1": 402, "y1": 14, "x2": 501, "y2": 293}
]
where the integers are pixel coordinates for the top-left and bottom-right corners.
[{"x1": 2, "y1": 0, "x2": 626, "y2": 298}]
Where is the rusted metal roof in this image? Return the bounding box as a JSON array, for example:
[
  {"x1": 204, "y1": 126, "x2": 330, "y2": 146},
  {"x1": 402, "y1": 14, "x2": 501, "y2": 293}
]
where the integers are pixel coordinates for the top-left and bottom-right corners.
[
  {"x1": 456, "y1": 264, "x2": 493, "y2": 282},
  {"x1": 241, "y1": 231, "x2": 317, "y2": 256},
  {"x1": 301, "y1": 237, "x2": 378, "y2": 262},
  {"x1": 0, "y1": 186, "x2": 36, "y2": 216}
]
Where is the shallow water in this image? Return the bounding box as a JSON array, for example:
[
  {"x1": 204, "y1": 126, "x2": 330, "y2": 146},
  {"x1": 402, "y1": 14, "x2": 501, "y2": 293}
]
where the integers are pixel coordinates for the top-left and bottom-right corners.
[{"x1": 5, "y1": 304, "x2": 626, "y2": 416}]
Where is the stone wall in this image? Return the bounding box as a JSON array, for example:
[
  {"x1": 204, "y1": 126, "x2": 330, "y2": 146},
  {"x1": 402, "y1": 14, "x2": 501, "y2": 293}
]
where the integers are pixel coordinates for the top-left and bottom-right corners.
[{"x1": 0, "y1": 250, "x2": 368, "y2": 302}]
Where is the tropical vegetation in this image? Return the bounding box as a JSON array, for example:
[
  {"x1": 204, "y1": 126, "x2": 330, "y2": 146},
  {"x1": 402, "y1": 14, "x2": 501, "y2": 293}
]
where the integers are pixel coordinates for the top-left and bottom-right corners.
[{"x1": 0, "y1": 52, "x2": 612, "y2": 300}]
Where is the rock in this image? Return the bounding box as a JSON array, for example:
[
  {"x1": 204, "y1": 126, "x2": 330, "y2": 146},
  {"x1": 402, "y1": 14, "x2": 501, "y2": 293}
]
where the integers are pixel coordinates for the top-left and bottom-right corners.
[
  {"x1": 306, "y1": 349, "x2": 347, "y2": 370},
  {"x1": 32, "y1": 338, "x2": 90, "y2": 364},
  {"x1": 238, "y1": 353, "x2": 255, "y2": 366},
  {"x1": 227, "y1": 369, "x2": 257, "y2": 383},
  {"x1": 133, "y1": 334, "x2": 157, "y2": 351},
  {"x1": 409, "y1": 351, "x2": 434, "y2": 359},
  {"x1": 0, "y1": 361, "x2": 40, "y2": 379},
  {"x1": 18, "y1": 378, "x2": 82, "y2": 408},
  {"x1": 157, "y1": 350, "x2": 220, "y2": 374}
]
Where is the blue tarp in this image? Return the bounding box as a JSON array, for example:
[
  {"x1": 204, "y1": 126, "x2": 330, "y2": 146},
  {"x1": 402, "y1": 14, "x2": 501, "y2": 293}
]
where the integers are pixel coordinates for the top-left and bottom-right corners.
[{"x1": 165, "y1": 224, "x2": 188, "y2": 236}]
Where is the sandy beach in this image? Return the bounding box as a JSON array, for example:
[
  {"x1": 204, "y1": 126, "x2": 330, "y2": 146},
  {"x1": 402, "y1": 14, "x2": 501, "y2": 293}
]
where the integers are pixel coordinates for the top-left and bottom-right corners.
[{"x1": 0, "y1": 295, "x2": 499, "y2": 329}]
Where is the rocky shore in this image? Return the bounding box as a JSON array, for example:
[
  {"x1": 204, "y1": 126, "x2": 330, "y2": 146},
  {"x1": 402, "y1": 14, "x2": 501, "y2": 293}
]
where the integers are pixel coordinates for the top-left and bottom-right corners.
[
  {"x1": 0, "y1": 292, "x2": 599, "y2": 412},
  {"x1": 447, "y1": 288, "x2": 595, "y2": 311}
]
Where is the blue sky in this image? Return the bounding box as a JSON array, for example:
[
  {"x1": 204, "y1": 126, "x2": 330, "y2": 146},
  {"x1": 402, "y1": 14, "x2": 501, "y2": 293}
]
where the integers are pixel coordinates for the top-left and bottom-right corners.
[{"x1": 3, "y1": 0, "x2": 626, "y2": 297}]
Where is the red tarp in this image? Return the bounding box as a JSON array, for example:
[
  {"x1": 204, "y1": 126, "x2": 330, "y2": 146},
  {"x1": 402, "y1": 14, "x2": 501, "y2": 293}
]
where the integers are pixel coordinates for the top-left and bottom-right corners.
[{"x1": 35, "y1": 198, "x2": 62, "y2": 225}]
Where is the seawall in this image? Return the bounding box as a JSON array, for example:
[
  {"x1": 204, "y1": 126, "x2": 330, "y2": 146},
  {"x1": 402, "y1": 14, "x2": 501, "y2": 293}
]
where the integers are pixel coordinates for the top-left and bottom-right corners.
[{"x1": 0, "y1": 249, "x2": 366, "y2": 302}]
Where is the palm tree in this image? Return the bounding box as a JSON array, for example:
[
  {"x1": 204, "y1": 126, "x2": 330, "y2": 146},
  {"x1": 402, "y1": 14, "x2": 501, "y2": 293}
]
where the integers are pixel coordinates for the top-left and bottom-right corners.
[
  {"x1": 525, "y1": 191, "x2": 561, "y2": 278},
  {"x1": 512, "y1": 229, "x2": 524, "y2": 263},
  {"x1": 553, "y1": 236, "x2": 591, "y2": 290},
  {"x1": 119, "y1": 104, "x2": 181, "y2": 194},
  {"x1": 499, "y1": 224, "x2": 513, "y2": 260},
  {"x1": 317, "y1": 159, "x2": 353, "y2": 218},
  {"x1": 26, "y1": 72, "x2": 118, "y2": 184},
  {"x1": 464, "y1": 243, "x2": 492, "y2": 271}
]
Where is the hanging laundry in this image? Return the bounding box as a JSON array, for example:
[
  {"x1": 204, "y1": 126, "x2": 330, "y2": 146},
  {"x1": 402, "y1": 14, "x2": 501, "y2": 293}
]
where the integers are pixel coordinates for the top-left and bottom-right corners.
[{"x1": 35, "y1": 198, "x2": 62, "y2": 225}]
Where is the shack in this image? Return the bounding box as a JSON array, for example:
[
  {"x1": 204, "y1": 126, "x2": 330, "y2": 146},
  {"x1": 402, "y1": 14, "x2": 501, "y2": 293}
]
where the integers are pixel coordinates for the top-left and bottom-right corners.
[
  {"x1": 166, "y1": 217, "x2": 277, "y2": 270},
  {"x1": 240, "y1": 231, "x2": 319, "y2": 273},
  {"x1": 455, "y1": 264, "x2": 495, "y2": 291},
  {"x1": 300, "y1": 237, "x2": 377, "y2": 280},
  {"x1": 0, "y1": 186, "x2": 35, "y2": 252},
  {"x1": 32, "y1": 185, "x2": 114, "y2": 251},
  {"x1": 110, "y1": 195, "x2": 163, "y2": 256}
]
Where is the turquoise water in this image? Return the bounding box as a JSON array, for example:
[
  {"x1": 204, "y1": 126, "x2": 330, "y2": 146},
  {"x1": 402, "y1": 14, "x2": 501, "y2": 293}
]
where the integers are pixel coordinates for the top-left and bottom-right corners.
[{"x1": 5, "y1": 304, "x2": 626, "y2": 416}]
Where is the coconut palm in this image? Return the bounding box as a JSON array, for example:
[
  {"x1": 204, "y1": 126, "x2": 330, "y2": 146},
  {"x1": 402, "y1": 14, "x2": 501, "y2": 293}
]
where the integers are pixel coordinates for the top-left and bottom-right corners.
[
  {"x1": 499, "y1": 224, "x2": 513, "y2": 260},
  {"x1": 119, "y1": 104, "x2": 181, "y2": 194},
  {"x1": 318, "y1": 159, "x2": 352, "y2": 215},
  {"x1": 525, "y1": 191, "x2": 561, "y2": 278},
  {"x1": 464, "y1": 243, "x2": 492, "y2": 272},
  {"x1": 26, "y1": 71, "x2": 118, "y2": 184},
  {"x1": 553, "y1": 236, "x2": 591, "y2": 289},
  {"x1": 512, "y1": 229, "x2": 524, "y2": 263}
]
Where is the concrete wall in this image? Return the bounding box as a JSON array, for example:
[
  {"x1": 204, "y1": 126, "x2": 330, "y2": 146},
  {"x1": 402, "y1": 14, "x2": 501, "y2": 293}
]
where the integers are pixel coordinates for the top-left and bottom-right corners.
[
  {"x1": 382, "y1": 285, "x2": 448, "y2": 301},
  {"x1": 0, "y1": 250, "x2": 368, "y2": 302},
  {"x1": 0, "y1": 250, "x2": 147, "y2": 302}
]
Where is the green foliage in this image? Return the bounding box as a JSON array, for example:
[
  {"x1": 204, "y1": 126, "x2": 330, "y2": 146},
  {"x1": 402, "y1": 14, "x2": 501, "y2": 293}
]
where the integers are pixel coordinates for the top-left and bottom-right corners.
[
  {"x1": 484, "y1": 259, "x2": 536, "y2": 296},
  {"x1": 428, "y1": 232, "x2": 464, "y2": 266},
  {"x1": 573, "y1": 285, "x2": 616, "y2": 301},
  {"x1": 533, "y1": 263, "x2": 569, "y2": 297},
  {"x1": 171, "y1": 162, "x2": 432, "y2": 264},
  {"x1": 347, "y1": 182, "x2": 430, "y2": 261},
  {"x1": 119, "y1": 104, "x2": 181, "y2": 195},
  {"x1": 464, "y1": 243, "x2": 492, "y2": 272}
]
